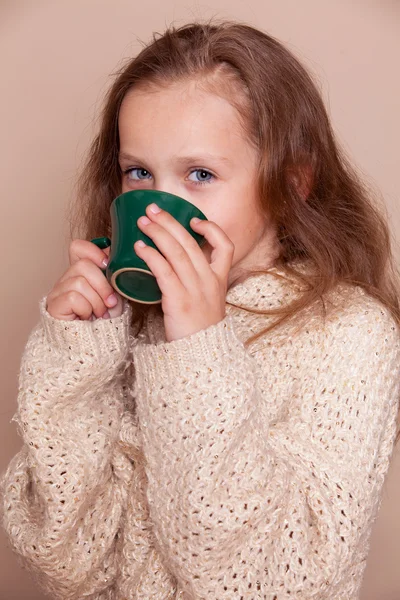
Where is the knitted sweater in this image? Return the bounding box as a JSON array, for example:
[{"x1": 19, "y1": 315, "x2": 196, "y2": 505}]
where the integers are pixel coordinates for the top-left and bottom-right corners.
[{"x1": 1, "y1": 267, "x2": 400, "y2": 600}]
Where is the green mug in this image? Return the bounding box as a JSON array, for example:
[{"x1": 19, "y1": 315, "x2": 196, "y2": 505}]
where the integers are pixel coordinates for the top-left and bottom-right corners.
[{"x1": 90, "y1": 189, "x2": 208, "y2": 304}]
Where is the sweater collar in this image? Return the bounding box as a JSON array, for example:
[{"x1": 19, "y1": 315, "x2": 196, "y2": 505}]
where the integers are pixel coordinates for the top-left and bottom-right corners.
[
  {"x1": 144, "y1": 261, "x2": 310, "y2": 346},
  {"x1": 225, "y1": 262, "x2": 308, "y2": 312}
]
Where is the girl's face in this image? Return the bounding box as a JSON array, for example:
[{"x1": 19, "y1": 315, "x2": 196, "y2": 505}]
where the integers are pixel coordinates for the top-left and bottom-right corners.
[{"x1": 118, "y1": 81, "x2": 279, "y2": 286}]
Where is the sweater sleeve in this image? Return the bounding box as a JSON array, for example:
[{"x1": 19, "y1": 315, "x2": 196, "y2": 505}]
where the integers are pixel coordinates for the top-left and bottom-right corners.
[
  {"x1": 0, "y1": 296, "x2": 138, "y2": 600},
  {"x1": 132, "y1": 301, "x2": 400, "y2": 599}
]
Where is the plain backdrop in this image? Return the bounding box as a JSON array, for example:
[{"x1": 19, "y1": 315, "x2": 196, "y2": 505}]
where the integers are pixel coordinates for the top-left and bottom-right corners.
[{"x1": 1, "y1": 1, "x2": 399, "y2": 598}]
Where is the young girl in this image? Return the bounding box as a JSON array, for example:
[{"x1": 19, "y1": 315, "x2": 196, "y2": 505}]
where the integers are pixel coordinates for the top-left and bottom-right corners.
[{"x1": 1, "y1": 19, "x2": 399, "y2": 600}]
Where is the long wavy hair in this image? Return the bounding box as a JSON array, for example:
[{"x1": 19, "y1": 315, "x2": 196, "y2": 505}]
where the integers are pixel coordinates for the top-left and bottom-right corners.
[{"x1": 68, "y1": 19, "x2": 400, "y2": 437}]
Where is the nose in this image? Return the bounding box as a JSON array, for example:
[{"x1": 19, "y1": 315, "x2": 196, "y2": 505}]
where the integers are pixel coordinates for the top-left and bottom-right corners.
[
  {"x1": 150, "y1": 177, "x2": 203, "y2": 214},
  {"x1": 152, "y1": 180, "x2": 193, "y2": 205}
]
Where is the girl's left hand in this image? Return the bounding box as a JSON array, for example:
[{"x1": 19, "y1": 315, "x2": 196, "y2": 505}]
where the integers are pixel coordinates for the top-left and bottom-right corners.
[{"x1": 135, "y1": 202, "x2": 235, "y2": 342}]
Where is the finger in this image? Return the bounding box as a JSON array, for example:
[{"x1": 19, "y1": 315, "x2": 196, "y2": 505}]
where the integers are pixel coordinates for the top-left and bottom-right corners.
[
  {"x1": 58, "y1": 257, "x2": 119, "y2": 310},
  {"x1": 143, "y1": 207, "x2": 209, "y2": 275},
  {"x1": 190, "y1": 218, "x2": 235, "y2": 280},
  {"x1": 107, "y1": 291, "x2": 125, "y2": 318},
  {"x1": 48, "y1": 291, "x2": 95, "y2": 321},
  {"x1": 136, "y1": 219, "x2": 200, "y2": 292},
  {"x1": 134, "y1": 240, "x2": 184, "y2": 298},
  {"x1": 49, "y1": 276, "x2": 111, "y2": 320},
  {"x1": 69, "y1": 239, "x2": 110, "y2": 270}
]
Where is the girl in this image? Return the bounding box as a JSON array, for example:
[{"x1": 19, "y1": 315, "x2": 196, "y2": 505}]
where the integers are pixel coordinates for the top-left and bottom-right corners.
[{"x1": 1, "y1": 19, "x2": 400, "y2": 600}]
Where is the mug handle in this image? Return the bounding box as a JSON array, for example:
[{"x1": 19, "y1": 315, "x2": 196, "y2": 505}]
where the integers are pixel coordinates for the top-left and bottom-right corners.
[{"x1": 91, "y1": 236, "x2": 111, "y2": 274}]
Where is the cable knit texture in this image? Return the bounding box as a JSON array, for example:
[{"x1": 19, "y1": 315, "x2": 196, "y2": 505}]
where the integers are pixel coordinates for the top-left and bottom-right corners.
[{"x1": 1, "y1": 265, "x2": 400, "y2": 600}]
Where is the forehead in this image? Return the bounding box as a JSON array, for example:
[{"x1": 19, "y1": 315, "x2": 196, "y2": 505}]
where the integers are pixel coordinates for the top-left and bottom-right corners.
[{"x1": 118, "y1": 83, "x2": 250, "y2": 158}]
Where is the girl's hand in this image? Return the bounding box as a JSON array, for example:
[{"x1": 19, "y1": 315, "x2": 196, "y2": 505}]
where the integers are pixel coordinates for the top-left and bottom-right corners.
[
  {"x1": 135, "y1": 203, "x2": 235, "y2": 342},
  {"x1": 46, "y1": 240, "x2": 124, "y2": 321}
]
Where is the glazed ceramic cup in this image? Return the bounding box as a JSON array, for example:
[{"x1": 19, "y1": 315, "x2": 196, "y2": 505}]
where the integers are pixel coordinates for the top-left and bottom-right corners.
[{"x1": 90, "y1": 189, "x2": 208, "y2": 304}]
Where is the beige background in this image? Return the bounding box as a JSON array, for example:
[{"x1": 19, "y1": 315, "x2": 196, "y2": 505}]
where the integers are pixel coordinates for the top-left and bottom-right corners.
[{"x1": 1, "y1": 1, "x2": 399, "y2": 598}]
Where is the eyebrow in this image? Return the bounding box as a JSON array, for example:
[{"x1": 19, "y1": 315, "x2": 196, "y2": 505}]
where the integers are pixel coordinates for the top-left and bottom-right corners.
[{"x1": 118, "y1": 152, "x2": 232, "y2": 166}]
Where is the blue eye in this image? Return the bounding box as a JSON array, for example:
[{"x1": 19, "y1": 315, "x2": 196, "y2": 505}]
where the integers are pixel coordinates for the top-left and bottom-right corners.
[
  {"x1": 188, "y1": 169, "x2": 214, "y2": 185},
  {"x1": 122, "y1": 166, "x2": 215, "y2": 186},
  {"x1": 124, "y1": 167, "x2": 152, "y2": 181}
]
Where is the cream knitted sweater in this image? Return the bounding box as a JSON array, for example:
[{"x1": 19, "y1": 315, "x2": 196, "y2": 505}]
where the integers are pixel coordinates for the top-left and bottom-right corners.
[{"x1": 1, "y1": 267, "x2": 400, "y2": 600}]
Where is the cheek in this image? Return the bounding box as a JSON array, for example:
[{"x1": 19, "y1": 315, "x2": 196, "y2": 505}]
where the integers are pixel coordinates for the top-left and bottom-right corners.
[
  {"x1": 223, "y1": 214, "x2": 254, "y2": 246},
  {"x1": 212, "y1": 216, "x2": 247, "y2": 262},
  {"x1": 203, "y1": 198, "x2": 261, "y2": 255},
  {"x1": 206, "y1": 213, "x2": 238, "y2": 243}
]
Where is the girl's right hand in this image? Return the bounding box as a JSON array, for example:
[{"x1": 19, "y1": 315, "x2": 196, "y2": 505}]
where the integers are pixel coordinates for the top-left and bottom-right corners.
[{"x1": 46, "y1": 239, "x2": 125, "y2": 321}]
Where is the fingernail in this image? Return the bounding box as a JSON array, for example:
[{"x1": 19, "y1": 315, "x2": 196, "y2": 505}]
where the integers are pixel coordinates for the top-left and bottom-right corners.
[
  {"x1": 102, "y1": 257, "x2": 109, "y2": 268},
  {"x1": 192, "y1": 217, "x2": 201, "y2": 223},
  {"x1": 149, "y1": 203, "x2": 161, "y2": 214},
  {"x1": 106, "y1": 293, "x2": 118, "y2": 306},
  {"x1": 102, "y1": 310, "x2": 111, "y2": 319}
]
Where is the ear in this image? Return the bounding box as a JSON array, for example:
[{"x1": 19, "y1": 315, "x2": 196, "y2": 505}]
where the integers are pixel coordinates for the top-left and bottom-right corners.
[{"x1": 290, "y1": 164, "x2": 313, "y2": 200}]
